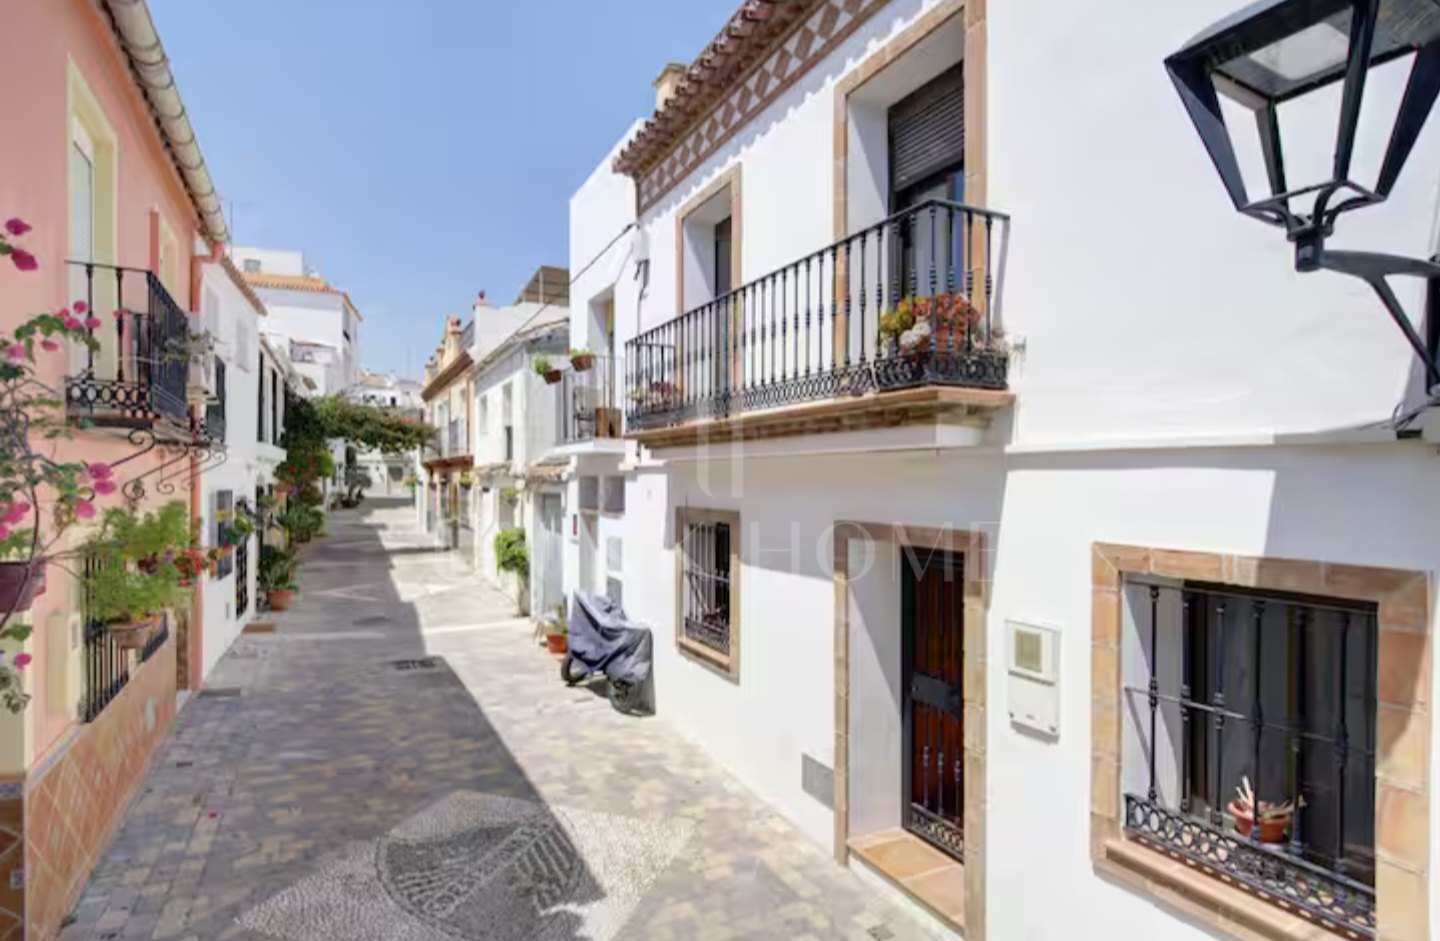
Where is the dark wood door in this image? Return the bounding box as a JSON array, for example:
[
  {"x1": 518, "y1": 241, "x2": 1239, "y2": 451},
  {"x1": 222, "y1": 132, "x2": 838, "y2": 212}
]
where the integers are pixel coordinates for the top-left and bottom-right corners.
[{"x1": 902, "y1": 549, "x2": 965, "y2": 860}]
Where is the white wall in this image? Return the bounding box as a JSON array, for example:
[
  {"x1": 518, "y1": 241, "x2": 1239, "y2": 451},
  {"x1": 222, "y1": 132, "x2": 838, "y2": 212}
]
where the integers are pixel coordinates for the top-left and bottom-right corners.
[
  {"x1": 198, "y1": 260, "x2": 263, "y2": 680},
  {"x1": 230, "y1": 245, "x2": 306, "y2": 276}
]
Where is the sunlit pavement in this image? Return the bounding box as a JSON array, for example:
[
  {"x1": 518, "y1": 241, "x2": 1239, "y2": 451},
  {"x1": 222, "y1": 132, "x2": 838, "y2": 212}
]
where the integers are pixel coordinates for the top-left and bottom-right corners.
[{"x1": 59, "y1": 500, "x2": 935, "y2": 941}]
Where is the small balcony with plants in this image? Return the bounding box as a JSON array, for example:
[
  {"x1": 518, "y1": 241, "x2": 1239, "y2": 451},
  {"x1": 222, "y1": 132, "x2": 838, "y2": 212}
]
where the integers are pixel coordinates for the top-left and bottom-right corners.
[
  {"x1": 624, "y1": 199, "x2": 1013, "y2": 450},
  {"x1": 545, "y1": 350, "x2": 622, "y2": 451}
]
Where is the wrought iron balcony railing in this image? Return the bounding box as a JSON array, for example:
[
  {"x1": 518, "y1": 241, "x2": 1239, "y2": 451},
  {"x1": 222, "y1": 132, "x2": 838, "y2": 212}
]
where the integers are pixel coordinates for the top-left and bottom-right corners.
[
  {"x1": 557, "y1": 354, "x2": 622, "y2": 444},
  {"x1": 202, "y1": 358, "x2": 227, "y2": 445},
  {"x1": 625, "y1": 199, "x2": 1009, "y2": 432},
  {"x1": 65, "y1": 261, "x2": 190, "y2": 430},
  {"x1": 445, "y1": 419, "x2": 468, "y2": 457}
]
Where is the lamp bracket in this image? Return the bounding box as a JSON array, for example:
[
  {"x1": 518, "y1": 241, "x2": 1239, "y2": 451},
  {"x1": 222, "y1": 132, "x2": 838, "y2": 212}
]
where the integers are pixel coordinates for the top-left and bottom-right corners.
[{"x1": 1308, "y1": 247, "x2": 1440, "y2": 391}]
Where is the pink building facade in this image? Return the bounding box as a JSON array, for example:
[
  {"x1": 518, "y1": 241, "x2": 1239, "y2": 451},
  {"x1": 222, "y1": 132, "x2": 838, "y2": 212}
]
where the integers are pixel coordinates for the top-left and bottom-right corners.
[{"x1": 0, "y1": 1, "x2": 229, "y2": 936}]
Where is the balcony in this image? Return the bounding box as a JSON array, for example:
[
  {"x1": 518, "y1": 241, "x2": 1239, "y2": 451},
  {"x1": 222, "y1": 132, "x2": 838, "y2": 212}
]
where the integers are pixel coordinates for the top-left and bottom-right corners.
[
  {"x1": 624, "y1": 200, "x2": 1013, "y2": 448},
  {"x1": 555, "y1": 354, "x2": 622, "y2": 446},
  {"x1": 65, "y1": 262, "x2": 191, "y2": 433},
  {"x1": 202, "y1": 358, "x2": 227, "y2": 446}
]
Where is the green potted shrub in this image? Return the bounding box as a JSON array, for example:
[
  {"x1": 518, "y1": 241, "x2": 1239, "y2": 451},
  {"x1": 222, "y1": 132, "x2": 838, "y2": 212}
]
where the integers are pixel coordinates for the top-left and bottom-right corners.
[
  {"x1": 81, "y1": 500, "x2": 192, "y2": 650},
  {"x1": 533, "y1": 355, "x2": 562, "y2": 385},
  {"x1": 494, "y1": 527, "x2": 529, "y2": 615},
  {"x1": 259, "y1": 545, "x2": 298, "y2": 611},
  {"x1": 569, "y1": 348, "x2": 594, "y2": 372}
]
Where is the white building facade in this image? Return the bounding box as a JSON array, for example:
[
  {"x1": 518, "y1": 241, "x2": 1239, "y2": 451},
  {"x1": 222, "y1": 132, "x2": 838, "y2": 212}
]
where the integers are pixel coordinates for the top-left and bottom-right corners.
[
  {"x1": 570, "y1": 2, "x2": 1440, "y2": 940},
  {"x1": 195, "y1": 254, "x2": 265, "y2": 682},
  {"x1": 469, "y1": 314, "x2": 568, "y2": 616}
]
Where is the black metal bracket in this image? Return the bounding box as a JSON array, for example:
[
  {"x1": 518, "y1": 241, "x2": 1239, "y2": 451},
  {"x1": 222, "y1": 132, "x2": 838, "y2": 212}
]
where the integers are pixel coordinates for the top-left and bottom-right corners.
[{"x1": 1300, "y1": 247, "x2": 1440, "y2": 392}]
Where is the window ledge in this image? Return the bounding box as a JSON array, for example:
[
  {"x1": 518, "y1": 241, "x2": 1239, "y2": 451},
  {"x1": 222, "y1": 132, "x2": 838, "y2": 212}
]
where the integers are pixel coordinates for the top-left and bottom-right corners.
[
  {"x1": 676, "y1": 636, "x2": 737, "y2": 682},
  {"x1": 1097, "y1": 838, "x2": 1357, "y2": 941}
]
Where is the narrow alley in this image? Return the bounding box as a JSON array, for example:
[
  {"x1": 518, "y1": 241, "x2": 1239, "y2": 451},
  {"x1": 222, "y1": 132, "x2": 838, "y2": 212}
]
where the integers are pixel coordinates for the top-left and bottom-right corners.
[{"x1": 58, "y1": 501, "x2": 933, "y2": 941}]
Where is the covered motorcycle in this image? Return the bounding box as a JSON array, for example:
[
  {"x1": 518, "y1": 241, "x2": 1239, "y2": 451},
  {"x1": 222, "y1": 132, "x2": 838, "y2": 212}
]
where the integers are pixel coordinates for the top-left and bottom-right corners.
[{"x1": 562, "y1": 591, "x2": 652, "y2": 713}]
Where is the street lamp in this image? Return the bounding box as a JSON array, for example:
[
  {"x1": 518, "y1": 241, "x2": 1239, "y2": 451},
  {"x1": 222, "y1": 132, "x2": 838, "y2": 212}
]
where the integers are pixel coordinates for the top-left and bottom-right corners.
[{"x1": 1166, "y1": 0, "x2": 1440, "y2": 388}]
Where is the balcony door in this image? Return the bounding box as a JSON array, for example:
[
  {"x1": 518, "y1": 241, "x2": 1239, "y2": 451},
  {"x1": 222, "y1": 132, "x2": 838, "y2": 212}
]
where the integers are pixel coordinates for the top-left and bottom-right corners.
[{"x1": 889, "y1": 64, "x2": 965, "y2": 306}]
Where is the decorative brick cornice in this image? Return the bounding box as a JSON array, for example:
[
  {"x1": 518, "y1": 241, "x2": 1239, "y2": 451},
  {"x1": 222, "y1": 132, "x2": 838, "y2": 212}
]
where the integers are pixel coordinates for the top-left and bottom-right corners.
[{"x1": 616, "y1": 0, "x2": 889, "y2": 213}]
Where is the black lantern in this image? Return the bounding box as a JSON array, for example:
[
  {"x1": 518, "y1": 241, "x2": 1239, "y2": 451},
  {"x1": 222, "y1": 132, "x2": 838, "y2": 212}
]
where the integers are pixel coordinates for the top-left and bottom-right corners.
[{"x1": 1167, "y1": 0, "x2": 1440, "y2": 388}]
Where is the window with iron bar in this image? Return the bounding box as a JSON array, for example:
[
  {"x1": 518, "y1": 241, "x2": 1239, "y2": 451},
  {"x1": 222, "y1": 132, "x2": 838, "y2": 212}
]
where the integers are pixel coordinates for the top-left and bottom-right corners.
[
  {"x1": 1122, "y1": 578, "x2": 1378, "y2": 937},
  {"x1": 675, "y1": 508, "x2": 739, "y2": 678}
]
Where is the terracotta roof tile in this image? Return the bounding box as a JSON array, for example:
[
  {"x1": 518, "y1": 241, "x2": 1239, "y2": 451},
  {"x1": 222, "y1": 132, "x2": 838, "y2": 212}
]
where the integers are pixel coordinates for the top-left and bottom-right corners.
[{"x1": 244, "y1": 272, "x2": 365, "y2": 321}]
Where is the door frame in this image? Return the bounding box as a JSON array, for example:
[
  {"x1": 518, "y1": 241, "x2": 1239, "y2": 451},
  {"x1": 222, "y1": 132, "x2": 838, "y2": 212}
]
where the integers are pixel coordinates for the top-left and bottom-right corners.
[
  {"x1": 833, "y1": 520, "x2": 989, "y2": 939},
  {"x1": 900, "y1": 548, "x2": 966, "y2": 860}
]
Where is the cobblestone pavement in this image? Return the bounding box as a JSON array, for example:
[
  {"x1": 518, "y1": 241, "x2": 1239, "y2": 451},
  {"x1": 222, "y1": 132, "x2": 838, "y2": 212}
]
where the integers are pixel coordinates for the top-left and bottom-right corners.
[{"x1": 59, "y1": 501, "x2": 937, "y2": 941}]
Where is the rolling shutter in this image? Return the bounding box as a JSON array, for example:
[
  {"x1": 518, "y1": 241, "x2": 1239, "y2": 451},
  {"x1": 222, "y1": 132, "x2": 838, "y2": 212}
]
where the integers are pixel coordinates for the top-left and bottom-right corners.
[{"x1": 888, "y1": 64, "x2": 964, "y2": 194}]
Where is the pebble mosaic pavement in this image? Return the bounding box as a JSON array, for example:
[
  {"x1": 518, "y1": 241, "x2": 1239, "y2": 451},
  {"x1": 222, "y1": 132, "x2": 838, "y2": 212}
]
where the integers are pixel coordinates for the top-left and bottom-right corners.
[{"x1": 57, "y1": 500, "x2": 941, "y2": 941}]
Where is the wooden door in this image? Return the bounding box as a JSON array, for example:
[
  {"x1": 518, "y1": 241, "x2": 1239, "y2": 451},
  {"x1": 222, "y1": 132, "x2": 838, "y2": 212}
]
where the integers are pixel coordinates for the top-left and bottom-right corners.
[{"x1": 902, "y1": 549, "x2": 965, "y2": 860}]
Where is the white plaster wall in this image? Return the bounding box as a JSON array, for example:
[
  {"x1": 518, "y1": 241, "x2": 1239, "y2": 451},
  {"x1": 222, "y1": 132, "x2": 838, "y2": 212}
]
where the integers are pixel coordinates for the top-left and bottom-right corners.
[
  {"x1": 624, "y1": 444, "x2": 1440, "y2": 938},
  {"x1": 198, "y1": 261, "x2": 264, "y2": 681},
  {"x1": 568, "y1": 122, "x2": 641, "y2": 355},
  {"x1": 989, "y1": 0, "x2": 1440, "y2": 444}
]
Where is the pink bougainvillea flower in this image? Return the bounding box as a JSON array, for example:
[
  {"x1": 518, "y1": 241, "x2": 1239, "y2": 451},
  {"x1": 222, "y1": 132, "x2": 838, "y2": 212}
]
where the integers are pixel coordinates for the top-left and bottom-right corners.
[
  {"x1": 84, "y1": 316, "x2": 101, "y2": 330},
  {"x1": 4, "y1": 343, "x2": 25, "y2": 363},
  {"x1": 72, "y1": 300, "x2": 88, "y2": 314},
  {"x1": 0, "y1": 525, "x2": 10, "y2": 541},
  {"x1": 40, "y1": 339, "x2": 59, "y2": 352},
  {"x1": 61, "y1": 314, "x2": 82, "y2": 330},
  {"x1": 3, "y1": 218, "x2": 31, "y2": 236},
  {"x1": 9, "y1": 249, "x2": 37, "y2": 272},
  {"x1": 13, "y1": 653, "x2": 32, "y2": 670},
  {"x1": 88, "y1": 462, "x2": 113, "y2": 480},
  {"x1": 73, "y1": 501, "x2": 96, "y2": 520},
  {"x1": 94, "y1": 478, "x2": 118, "y2": 496},
  {"x1": 5, "y1": 503, "x2": 31, "y2": 525}
]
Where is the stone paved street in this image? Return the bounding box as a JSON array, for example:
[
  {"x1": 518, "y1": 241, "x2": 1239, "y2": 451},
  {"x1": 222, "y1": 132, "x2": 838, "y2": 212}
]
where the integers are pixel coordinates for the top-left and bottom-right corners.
[{"x1": 58, "y1": 500, "x2": 937, "y2": 941}]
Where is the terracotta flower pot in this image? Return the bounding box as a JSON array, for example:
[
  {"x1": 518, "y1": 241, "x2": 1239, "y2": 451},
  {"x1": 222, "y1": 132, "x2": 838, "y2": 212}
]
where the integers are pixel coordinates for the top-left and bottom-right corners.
[
  {"x1": 545, "y1": 633, "x2": 568, "y2": 655},
  {"x1": 1228, "y1": 799, "x2": 1290, "y2": 843},
  {"x1": 543, "y1": 369, "x2": 563, "y2": 385},
  {"x1": 107, "y1": 614, "x2": 159, "y2": 651},
  {"x1": 267, "y1": 588, "x2": 295, "y2": 611},
  {"x1": 570, "y1": 354, "x2": 594, "y2": 372},
  {"x1": 0, "y1": 562, "x2": 45, "y2": 614}
]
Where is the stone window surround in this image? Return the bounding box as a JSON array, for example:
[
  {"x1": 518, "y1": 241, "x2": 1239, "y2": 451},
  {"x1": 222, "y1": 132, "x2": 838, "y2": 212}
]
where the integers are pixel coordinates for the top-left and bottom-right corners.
[
  {"x1": 673, "y1": 164, "x2": 743, "y2": 320},
  {"x1": 673, "y1": 507, "x2": 742, "y2": 680},
  {"x1": 833, "y1": 521, "x2": 989, "y2": 940},
  {"x1": 1091, "y1": 543, "x2": 1432, "y2": 941},
  {"x1": 831, "y1": 0, "x2": 987, "y2": 365}
]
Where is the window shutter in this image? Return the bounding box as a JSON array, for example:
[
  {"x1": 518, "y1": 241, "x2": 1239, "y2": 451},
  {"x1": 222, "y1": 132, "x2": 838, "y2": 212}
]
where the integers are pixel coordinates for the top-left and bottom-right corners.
[{"x1": 888, "y1": 64, "x2": 964, "y2": 194}]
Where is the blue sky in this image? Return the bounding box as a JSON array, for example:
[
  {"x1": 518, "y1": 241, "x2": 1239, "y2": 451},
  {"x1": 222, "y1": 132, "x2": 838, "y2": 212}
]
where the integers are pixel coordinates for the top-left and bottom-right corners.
[{"x1": 150, "y1": 0, "x2": 737, "y2": 378}]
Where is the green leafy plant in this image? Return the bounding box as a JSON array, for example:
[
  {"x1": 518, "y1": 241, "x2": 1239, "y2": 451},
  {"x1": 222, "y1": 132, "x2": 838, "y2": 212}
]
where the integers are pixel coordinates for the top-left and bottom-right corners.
[
  {"x1": 546, "y1": 603, "x2": 568, "y2": 636},
  {"x1": 532, "y1": 356, "x2": 554, "y2": 376},
  {"x1": 258, "y1": 545, "x2": 298, "y2": 593},
  {"x1": 500, "y1": 487, "x2": 519, "y2": 506},
  {"x1": 95, "y1": 501, "x2": 193, "y2": 560},
  {"x1": 494, "y1": 527, "x2": 529, "y2": 580},
  {"x1": 83, "y1": 561, "x2": 183, "y2": 626},
  {"x1": 278, "y1": 505, "x2": 323, "y2": 542}
]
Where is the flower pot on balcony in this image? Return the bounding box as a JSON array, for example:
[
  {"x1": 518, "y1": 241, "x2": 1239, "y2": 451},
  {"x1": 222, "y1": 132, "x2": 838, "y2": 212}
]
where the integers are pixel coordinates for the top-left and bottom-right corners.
[
  {"x1": 1227, "y1": 799, "x2": 1290, "y2": 844},
  {"x1": 570, "y1": 353, "x2": 594, "y2": 372},
  {"x1": 107, "y1": 614, "x2": 159, "y2": 651},
  {"x1": 545, "y1": 632, "x2": 568, "y2": 655},
  {"x1": 0, "y1": 562, "x2": 45, "y2": 614},
  {"x1": 267, "y1": 588, "x2": 295, "y2": 611},
  {"x1": 543, "y1": 369, "x2": 563, "y2": 385}
]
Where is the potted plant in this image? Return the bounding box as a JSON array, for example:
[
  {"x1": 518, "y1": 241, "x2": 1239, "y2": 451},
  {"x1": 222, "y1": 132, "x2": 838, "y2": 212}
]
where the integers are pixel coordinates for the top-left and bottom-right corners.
[
  {"x1": 83, "y1": 561, "x2": 182, "y2": 649},
  {"x1": 259, "y1": 545, "x2": 298, "y2": 610},
  {"x1": 533, "y1": 356, "x2": 562, "y2": 385},
  {"x1": 494, "y1": 527, "x2": 530, "y2": 615},
  {"x1": 544, "y1": 604, "x2": 568, "y2": 655},
  {"x1": 1227, "y1": 776, "x2": 1297, "y2": 844},
  {"x1": 500, "y1": 487, "x2": 519, "y2": 507},
  {"x1": 569, "y1": 348, "x2": 594, "y2": 372}
]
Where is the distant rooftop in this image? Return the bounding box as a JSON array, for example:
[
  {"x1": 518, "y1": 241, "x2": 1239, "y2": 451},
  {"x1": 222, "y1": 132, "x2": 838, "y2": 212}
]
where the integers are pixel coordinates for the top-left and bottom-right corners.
[{"x1": 514, "y1": 265, "x2": 569, "y2": 306}]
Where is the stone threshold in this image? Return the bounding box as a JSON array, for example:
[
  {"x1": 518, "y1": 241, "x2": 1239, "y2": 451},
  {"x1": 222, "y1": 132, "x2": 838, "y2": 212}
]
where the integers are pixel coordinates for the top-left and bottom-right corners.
[{"x1": 849, "y1": 828, "x2": 964, "y2": 932}]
